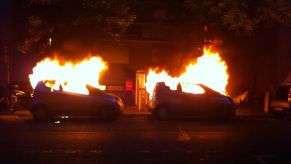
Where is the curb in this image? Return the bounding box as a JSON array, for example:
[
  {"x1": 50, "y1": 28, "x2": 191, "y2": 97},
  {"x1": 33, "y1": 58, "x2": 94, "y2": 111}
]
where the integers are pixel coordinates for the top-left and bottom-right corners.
[
  {"x1": 0, "y1": 110, "x2": 32, "y2": 117},
  {"x1": 121, "y1": 114, "x2": 152, "y2": 118}
]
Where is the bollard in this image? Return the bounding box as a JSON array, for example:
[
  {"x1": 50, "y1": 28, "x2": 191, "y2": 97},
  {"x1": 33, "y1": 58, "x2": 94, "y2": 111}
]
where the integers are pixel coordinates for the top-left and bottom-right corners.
[{"x1": 264, "y1": 90, "x2": 269, "y2": 113}]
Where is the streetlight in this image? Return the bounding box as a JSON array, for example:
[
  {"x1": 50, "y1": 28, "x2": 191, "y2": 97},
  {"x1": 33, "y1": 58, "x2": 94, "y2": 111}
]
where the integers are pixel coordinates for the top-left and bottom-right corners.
[{"x1": 49, "y1": 37, "x2": 52, "y2": 46}]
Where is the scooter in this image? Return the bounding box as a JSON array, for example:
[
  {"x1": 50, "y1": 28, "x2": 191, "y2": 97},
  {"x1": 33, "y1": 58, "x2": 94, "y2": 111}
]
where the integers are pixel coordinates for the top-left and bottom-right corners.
[
  {"x1": 9, "y1": 88, "x2": 31, "y2": 111},
  {"x1": 0, "y1": 85, "x2": 31, "y2": 113}
]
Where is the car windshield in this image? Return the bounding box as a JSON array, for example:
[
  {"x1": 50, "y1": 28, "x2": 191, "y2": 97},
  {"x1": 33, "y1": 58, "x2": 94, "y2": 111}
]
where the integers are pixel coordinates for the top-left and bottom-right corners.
[
  {"x1": 86, "y1": 84, "x2": 105, "y2": 96},
  {"x1": 153, "y1": 82, "x2": 221, "y2": 97},
  {"x1": 275, "y1": 85, "x2": 290, "y2": 101}
]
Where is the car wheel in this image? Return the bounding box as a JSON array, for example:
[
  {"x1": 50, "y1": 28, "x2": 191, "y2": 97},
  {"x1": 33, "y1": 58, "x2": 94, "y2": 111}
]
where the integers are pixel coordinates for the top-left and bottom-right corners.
[
  {"x1": 32, "y1": 105, "x2": 50, "y2": 121},
  {"x1": 155, "y1": 107, "x2": 169, "y2": 120},
  {"x1": 99, "y1": 106, "x2": 113, "y2": 121}
]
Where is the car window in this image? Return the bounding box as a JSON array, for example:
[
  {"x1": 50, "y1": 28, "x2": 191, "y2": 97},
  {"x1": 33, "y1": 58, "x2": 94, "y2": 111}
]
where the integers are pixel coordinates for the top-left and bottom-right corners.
[
  {"x1": 86, "y1": 85, "x2": 105, "y2": 96},
  {"x1": 275, "y1": 85, "x2": 290, "y2": 101}
]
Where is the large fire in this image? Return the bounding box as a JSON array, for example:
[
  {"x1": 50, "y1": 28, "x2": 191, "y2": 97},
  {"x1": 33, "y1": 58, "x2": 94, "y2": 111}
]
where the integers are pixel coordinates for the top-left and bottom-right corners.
[
  {"x1": 146, "y1": 48, "x2": 229, "y2": 98},
  {"x1": 29, "y1": 56, "x2": 108, "y2": 95}
]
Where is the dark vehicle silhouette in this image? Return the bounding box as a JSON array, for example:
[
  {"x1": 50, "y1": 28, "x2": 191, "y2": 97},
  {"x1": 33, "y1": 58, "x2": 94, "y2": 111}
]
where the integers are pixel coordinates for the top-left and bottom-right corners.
[
  {"x1": 29, "y1": 81, "x2": 123, "y2": 121},
  {"x1": 149, "y1": 82, "x2": 236, "y2": 120},
  {"x1": 269, "y1": 84, "x2": 291, "y2": 116}
]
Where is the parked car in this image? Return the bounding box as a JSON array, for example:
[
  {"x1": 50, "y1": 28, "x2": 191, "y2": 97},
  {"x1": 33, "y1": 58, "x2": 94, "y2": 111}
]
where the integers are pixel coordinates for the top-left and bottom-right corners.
[
  {"x1": 269, "y1": 84, "x2": 291, "y2": 116},
  {"x1": 148, "y1": 82, "x2": 236, "y2": 120},
  {"x1": 29, "y1": 81, "x2": 123, "y2": 121}
]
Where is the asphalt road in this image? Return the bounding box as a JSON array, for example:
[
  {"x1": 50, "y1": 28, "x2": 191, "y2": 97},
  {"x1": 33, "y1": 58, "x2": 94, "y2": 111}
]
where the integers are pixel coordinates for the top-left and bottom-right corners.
[{"x1": 0, "y1": 115, "x2": 291, "y2": 164}]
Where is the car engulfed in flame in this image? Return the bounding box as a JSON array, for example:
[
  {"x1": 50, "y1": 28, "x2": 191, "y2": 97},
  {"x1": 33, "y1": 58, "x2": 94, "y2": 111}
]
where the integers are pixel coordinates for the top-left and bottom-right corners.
[
  {"x1": 145, "y1": 47, "x2": 235, "y2": 120},
  {"x1": 28, "y1": 56, "x2": 124, "y2": 120}
]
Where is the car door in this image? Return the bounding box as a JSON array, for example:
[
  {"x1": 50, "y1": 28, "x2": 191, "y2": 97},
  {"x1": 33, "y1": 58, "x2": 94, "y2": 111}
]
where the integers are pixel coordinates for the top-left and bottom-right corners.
[
  {"x1": 168, "y1": 91, "x2": 188, "y2": 115},
  {"x1": 53, "y1": 91, "x2": 78, "y2": 114},
  {"x1": 184, "y1": 93, "x2": 208, "y2": 116},
  {"x1": 44, "y1": 91, "x2": 69, "y2": 113},
  {"x1": 64, "y1": 93, "x2": 94, "y2": 115}
]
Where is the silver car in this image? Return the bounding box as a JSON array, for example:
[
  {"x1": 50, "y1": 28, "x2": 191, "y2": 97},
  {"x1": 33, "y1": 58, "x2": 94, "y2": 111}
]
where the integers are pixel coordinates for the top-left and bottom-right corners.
[
  {"x1": 149, "y1": 82, "x2": 236, "y2": 120},
  {"x1": 29, "y1": 81, "x2": 123, "y2": 121}
]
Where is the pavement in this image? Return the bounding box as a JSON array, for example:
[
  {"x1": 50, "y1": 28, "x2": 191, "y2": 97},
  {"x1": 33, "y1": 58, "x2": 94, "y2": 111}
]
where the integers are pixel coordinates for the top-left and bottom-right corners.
[
  {"x1": 0, "y1": 103, "x2": 269, "y2": 118},
  {"x1": 235, "y1": 103, "x2": 269, "y2": 117},
  {"x1": 1, "y1": 107, "x2": 291, "y2": 163}
]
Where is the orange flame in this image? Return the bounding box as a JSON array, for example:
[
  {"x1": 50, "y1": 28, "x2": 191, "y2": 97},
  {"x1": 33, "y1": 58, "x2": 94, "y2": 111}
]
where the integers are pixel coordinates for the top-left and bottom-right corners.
[
  {"x1": 145, "y1": 48, "x2": 229, "y2": 98},
  {"x1": 29, "y1": 56, "x2": 108, "y2": 95}
]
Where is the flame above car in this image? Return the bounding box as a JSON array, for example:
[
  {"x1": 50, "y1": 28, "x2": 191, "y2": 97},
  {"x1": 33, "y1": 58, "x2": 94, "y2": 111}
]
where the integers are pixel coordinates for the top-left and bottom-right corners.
[
  {"x1": 29, "y1": 56, "x2": 108, "y2": 95},
  {"x1": 145, "y1": 47, "x2": 229, "y2": 99}
]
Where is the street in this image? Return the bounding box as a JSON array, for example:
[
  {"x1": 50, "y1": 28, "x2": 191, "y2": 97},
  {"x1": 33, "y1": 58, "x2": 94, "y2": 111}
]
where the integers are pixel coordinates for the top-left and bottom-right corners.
[
  {"x1": 1, "y1": 0, "x2": 290, "y2": 163},
  {"x1": 0, "y1": 114, "x2": 291, "y2": 163}
]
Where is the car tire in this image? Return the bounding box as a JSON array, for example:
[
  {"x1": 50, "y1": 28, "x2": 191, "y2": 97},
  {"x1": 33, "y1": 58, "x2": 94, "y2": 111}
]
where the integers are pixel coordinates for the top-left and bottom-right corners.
[
  {"x1": 155, "y1": 107, "x2": 169, "y2": 121},
  {"x1": 32, "y1": 104, "x2": 50, "y2": 121},
  {"x1": 99, "y1": 106, "x2": 113, "y2": 121}
]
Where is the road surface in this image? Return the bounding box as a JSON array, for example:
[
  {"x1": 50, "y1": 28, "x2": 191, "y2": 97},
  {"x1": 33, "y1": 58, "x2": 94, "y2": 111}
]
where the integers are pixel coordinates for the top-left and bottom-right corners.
[{"x1": 0, "y1": 115, "x2": 291, "y2": 163}]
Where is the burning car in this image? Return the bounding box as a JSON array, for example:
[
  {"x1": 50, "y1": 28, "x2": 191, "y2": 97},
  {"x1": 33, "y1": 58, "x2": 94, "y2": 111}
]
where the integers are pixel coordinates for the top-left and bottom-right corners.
[
  {"x1": 29, "y1": 81, "x2": 123, "y2": 121},
  {"x1": 148, "y1": 82, "x2": 236, "y2": 120}
]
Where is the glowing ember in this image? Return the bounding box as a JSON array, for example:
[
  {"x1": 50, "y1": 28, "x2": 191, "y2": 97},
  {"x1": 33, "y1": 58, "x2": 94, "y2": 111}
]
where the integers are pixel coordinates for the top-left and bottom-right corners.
[
  {"x1": 145, "y1": 48, "x2": 229, "y2": 98},
  {"x1": 29, "y1": 56, "x2": 108, "y2": 94}
]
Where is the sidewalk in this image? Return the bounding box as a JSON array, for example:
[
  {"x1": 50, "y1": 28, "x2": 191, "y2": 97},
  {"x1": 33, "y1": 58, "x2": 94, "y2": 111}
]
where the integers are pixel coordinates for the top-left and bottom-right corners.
[
  {"x1": 122, "y1": 106, "x2": 151, "y2": 117},
  {"x1": 0, "y1": 109, "x2": 31, "y2": 117},
  {"x1": 235, "y1": 103, "x2": 269, "y2": 117}
]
